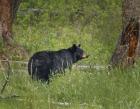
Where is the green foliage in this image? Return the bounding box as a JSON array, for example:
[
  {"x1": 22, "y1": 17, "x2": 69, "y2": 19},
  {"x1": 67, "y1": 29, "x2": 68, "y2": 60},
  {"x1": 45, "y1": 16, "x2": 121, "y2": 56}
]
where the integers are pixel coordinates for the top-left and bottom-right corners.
[
  {"x1": 2, "y1": 0, "x2": 138, "y2": 109},
  {"x1": 14, "y1": 0, "x2": 122, "y2": 64},
  {"x1": 1, "y1": 65, "x2": 140, "y2": 109}
]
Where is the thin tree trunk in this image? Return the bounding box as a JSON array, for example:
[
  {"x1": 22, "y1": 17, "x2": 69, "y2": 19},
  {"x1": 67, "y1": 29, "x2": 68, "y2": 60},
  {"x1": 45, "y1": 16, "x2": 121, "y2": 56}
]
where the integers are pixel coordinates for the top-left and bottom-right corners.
[
  {"x1": 0, "y1": 0, "x2": 21, "y2": 46},
  {"x1": 12, "y1": 0, "x2": 22, "y2": 20}
]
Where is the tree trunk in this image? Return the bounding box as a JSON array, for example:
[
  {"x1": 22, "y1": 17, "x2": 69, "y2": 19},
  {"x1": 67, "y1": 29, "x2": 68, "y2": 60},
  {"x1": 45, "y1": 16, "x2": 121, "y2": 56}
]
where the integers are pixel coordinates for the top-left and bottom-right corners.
[
  {"x1": 110, "y1": 0, "x2": 140, "y2": 67},
  {"x1": 12, "y1": 0, "x2": 22, "y2": 20},
  {"x1": 0, "y1": 0, "x2": 22, "y2": 46}
]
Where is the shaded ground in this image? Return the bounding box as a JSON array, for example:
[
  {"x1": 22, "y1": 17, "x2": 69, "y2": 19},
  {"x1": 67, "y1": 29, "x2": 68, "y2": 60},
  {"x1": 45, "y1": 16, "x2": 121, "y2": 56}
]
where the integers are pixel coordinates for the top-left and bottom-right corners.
[{"x1": 0, "y1": 44, "x2": 28, "y2": 61}]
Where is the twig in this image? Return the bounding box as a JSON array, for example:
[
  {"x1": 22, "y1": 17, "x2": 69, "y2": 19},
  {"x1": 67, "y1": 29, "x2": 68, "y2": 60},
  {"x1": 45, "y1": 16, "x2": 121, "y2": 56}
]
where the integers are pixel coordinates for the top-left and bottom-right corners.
[
  {"x1": 0, "y1": 94, "x2": 20, "y2": 100},
  {"x1": 1, "y1": 59, "x2": 12, "y2": 94},
  {"x1": 0, "y1": 60, "x2": 28, "y2": 64},
  {"x1": 50, "y1": 101, "x2": 96, "y2": 107}
]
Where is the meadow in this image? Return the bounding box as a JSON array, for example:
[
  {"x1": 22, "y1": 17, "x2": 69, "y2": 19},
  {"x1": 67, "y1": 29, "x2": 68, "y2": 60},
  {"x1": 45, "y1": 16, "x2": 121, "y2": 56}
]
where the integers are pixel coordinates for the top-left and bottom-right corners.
[{"x1": 1, "y1": 0, "x2": 140, "y2": 109}]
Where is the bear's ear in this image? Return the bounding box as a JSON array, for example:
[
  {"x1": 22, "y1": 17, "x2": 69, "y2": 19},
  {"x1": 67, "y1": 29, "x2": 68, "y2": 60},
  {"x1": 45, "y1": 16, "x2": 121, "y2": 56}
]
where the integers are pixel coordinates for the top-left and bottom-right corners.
[
  {"x1": 78, "y1": 44, "x2": 81, "y2": 47},
  {"x1": 71, "y1": 44, "x2": 77, "y2": 52},
  {"x1": 72, "y1": 44, "x2": 77, "y2": 48}
]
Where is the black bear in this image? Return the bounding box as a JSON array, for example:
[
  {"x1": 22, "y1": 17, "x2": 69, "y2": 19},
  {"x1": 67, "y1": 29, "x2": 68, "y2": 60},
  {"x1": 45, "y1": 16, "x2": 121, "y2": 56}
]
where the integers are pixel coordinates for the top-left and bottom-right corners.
[{"x1": 28, "y1": 44, "x2": 89, "y2": 81}]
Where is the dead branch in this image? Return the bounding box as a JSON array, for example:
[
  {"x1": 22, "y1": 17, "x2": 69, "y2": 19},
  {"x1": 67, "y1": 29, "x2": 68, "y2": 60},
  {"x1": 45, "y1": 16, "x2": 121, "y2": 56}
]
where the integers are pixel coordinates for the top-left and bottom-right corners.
[{"x1": 1, "y1": 59, "x2": 12, "y2": 94}]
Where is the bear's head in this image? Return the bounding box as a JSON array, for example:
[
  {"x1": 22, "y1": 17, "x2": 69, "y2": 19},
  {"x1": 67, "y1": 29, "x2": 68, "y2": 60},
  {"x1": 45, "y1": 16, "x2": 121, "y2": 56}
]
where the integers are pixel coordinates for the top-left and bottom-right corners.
[{"x1": 70, "y1": 44, "x2": 89, "y2": 62}]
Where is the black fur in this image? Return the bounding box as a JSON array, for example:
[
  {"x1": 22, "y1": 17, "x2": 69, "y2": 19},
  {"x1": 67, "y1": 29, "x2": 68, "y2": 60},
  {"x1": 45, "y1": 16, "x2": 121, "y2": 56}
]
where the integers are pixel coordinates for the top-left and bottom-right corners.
[{"x1": 28, "y1": 44, "x2": 88, "y2": 81}]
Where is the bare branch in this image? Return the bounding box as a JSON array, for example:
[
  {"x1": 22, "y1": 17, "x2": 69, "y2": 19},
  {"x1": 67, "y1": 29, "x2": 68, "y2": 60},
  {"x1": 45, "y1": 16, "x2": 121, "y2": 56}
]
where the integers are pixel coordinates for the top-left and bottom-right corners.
[{"x1": 1, "y1": 59, "x2": 12, "y2": 94}]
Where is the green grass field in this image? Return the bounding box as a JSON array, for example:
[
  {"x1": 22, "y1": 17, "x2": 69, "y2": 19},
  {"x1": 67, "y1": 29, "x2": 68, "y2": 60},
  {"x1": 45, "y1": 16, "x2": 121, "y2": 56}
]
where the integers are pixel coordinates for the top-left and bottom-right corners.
[
  {"x1": 1, "y1": 65, "x2": 140, "y2": 109},
  {"x1": 1, "y1": 0, "x2": 140, "y2": 109}
]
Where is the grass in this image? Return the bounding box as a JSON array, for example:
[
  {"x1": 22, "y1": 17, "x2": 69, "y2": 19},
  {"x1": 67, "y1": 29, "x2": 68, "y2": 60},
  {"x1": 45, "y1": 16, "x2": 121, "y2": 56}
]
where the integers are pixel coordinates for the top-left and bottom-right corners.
[
  {"x1": 1, "y1": 64, "x2": 140, "y2": 109},
  {"x1": 1, "y1": 0, "x2": 140, "y2": 109}
]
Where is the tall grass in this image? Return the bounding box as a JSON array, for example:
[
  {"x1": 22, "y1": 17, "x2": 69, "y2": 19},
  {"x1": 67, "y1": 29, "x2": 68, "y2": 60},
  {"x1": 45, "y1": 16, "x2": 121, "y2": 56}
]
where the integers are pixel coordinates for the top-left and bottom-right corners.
[
  {"x1": 1, "y1": 65, "x2": 140, "y2": 109},
  {"x1": 2, "y1": 0, "x2": 140, "y2": 109}
]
